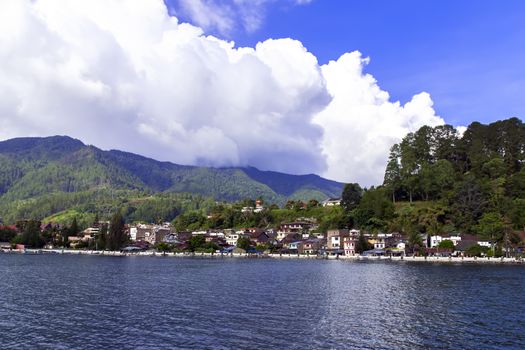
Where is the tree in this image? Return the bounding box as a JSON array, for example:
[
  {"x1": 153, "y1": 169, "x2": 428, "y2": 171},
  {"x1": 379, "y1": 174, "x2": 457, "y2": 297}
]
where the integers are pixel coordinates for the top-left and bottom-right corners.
[
  {"x1": 354, "y1": 187, "x2": 394, "y2": 229},
  {"x1": 451, "y1": 176, "x2": 488, "y2": 232},
  {"x1": 96, "y1": 223, "x2": 107, "y2": 250},
  {"x1": 419, "y1": 160, "x2": 455, "y2": 200},
  {"x1": 475, "y1": 212, "x2": 504, "y2": 241},
  {"x1": 11, "y1": 220, "x2": 44, "y2": 248},
  {"x1": 355, "y1": 232, "x2": 371, "y2": 254},
  {"x1": 93, "y1": 212, "x2": 100, "y2": 227},
  {"x1": 384, "y1": 144, "x2": 402, "y2": 203},
  {"x1": 106, "y1": 211, "x2": 127, "y2": 251},
  {"x1": 0, "y1": 227, "x2": 17, "y2": 242},
  {"x1": 236, "y1": 236, "x2": 252, "y2": 251},
  {"x1": 407, "y1": 231, "x2": 423, "y2": 255},
  {"x1": 341, "y1": 183, "x2": 363, "y2": 212},
  {"x1": 466, "y1": 244, "x2": 489, "y2": 257},
  {"x1": 69, "y1": 217, "x2": 79, "y2": 237},
  {"x1": 307, "y1": 199, "x2": 319, "y2": 209},
  {"x1": 188, "y1": 235, "x2": 205, "y2": 251},
  {"x1": 437, "y1": 240, "x2": 454, "y2": 250},
  {"x1": 156, "y1": 242, "x2": 172, "y2": 252}
]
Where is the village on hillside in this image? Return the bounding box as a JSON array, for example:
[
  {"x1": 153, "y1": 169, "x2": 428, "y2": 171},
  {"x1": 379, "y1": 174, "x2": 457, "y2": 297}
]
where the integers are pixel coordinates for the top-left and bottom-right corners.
[{"x1": 2, "y1": 198, "x2": 522, "y2": 258}]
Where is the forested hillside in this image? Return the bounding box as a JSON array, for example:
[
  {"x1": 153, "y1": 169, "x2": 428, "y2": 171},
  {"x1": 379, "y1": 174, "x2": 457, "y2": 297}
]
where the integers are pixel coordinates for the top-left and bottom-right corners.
[
  {"x1": 382, "y1": 117, "x2": 525, "y2": 234},
  {"x1": 0, "y1": 136, "x2": 343, "y2": 224}
]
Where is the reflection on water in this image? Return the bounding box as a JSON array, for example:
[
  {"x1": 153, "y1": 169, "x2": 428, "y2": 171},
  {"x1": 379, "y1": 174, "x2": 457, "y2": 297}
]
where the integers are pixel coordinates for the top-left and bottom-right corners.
[{"x1": 0, "y1": 255, "x2": 524, "y2": 349}]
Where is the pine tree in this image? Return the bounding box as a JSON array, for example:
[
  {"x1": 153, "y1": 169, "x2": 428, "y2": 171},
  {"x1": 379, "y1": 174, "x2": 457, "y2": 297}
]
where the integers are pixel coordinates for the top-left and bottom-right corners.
[{"x1": 107, "y1": 211, "x2": 127, "y2": 251}]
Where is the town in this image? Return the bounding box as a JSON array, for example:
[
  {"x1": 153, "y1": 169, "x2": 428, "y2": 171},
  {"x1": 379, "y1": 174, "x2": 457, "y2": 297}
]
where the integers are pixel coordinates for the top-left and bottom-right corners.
[{"x1": 1, "y1": 198, "x2": 523, "y2": 260}]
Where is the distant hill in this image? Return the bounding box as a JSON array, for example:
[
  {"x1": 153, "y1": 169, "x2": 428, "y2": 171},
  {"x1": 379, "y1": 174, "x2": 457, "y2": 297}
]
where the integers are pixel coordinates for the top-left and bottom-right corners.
[{"x1": 0, "y1": 136, "x2": 343, "y2": 222}]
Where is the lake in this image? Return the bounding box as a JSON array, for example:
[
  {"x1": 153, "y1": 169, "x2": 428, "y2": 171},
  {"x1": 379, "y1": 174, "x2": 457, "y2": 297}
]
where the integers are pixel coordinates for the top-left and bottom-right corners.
[{"x1": 0, "y1": 254, "x2": 524, "y2": 349}]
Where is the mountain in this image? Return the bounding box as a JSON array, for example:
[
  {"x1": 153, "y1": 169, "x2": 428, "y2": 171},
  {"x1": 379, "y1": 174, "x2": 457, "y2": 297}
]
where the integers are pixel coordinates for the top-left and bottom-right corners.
[{"x1": 0, "y1": 136, "x2": 343, "y2": 222}]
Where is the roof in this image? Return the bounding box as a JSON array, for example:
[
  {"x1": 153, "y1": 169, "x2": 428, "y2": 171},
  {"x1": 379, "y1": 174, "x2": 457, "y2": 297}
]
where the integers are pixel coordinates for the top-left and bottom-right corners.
[
  {"x1": 362, "y1": 249, "x2": 386, "y2": 256},
  {"x1": 455, "y1": 240, "x2": 478, "y2": 251},
  {"x1": 281, "y1": 233, "x2": 303, "y2": 243},
  {"x1": 248, "y1": 231, "x2": 268, "y2": 239}
]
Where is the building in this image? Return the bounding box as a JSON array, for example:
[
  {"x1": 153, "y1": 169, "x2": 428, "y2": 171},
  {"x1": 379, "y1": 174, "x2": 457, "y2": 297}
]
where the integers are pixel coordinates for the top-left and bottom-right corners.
[
  {"x1": 281, "y1": 233, "x2": 303, "y2": 250},
  {"x1": 82, "y1": 227, "x2": 100, "y2": 239},
  {"x1": 429, "y1": 234, "x2": 463, "y2": 248},
  {"x1": 300, "y1": 239, "x2": 322, "y2": 254},
  {"x1": 248, "y1": 230, "x2": 271, "y2": 245},
  {"x1": 132, "y1": 224, "x2": 171, "y2": 245},
  {"x1": 321, "y1": 198, "x2": 341, "y2": 207},
  {"x1": 326, "y1": 229, "x2": 349, "y2": 255},
  {"x1": 226, "y1": 231, "x2": 250, "y2": 246},
  {"x1": 254, "y1": 199, "x2": 265, "y2": 213},
  {"x1": 367, "y1": 233, "x2": 399, "y2": 249},
  {"x1": 277, "y1": 222, "x2": 311, "y2": 241}
]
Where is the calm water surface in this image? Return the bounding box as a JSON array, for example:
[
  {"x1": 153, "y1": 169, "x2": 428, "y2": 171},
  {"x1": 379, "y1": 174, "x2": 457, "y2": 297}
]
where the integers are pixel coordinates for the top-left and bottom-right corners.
[{"x1": 0, "y1": 254, "x2": 524, "y2": 349}]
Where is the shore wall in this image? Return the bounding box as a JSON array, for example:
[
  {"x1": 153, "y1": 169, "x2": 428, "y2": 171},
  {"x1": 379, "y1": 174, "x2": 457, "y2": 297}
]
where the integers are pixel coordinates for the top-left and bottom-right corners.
[{"x1": 1, "y1": 248, "x2": 524, "y2": 265}]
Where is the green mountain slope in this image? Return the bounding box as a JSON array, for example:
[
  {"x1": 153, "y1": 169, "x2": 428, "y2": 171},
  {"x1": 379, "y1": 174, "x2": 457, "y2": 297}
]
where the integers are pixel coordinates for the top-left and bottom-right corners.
[{"x1": 0, "y1": 136, "x2": 343, "y2": 222}]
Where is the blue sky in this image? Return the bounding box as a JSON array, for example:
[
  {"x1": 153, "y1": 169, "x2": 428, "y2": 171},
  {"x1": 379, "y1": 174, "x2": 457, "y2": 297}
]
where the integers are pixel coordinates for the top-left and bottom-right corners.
[{"x1": 168, "y1": 0, "x2": 525, "y2": 127}]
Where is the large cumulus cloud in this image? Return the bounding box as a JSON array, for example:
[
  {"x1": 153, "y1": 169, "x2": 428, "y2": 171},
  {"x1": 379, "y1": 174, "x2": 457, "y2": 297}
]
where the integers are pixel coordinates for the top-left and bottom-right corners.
[
  {"x1": 0, "y1": 0, "x2": 445, "y2": 186},
  {"x1": 314, "y1": 52, "x2": 444, "y2": 185}
]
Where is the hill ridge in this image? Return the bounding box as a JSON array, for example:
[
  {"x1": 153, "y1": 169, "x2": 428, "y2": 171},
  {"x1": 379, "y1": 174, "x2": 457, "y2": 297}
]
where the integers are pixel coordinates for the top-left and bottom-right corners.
[{"x1": 0, "y1": 136, "x2": 344, "y2": 222}]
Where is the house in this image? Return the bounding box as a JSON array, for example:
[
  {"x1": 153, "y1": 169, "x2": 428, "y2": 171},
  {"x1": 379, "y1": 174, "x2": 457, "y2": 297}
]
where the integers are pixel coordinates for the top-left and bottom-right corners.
[
  {"x1": 277, "y1": 222, "x2": 311, "y2": 241},
  {"x1": 226, "y1": 231, "x2": 250, "y2": 246},
  {"x1": 281, "y1": 233, "x2": 303, "y2": 249},
  {"x1": 287, "y1": 241, "x2": 303, "y2": 252},
  {"x1": 326, "y1": 229, "x2": 349, "y2": 255},
  {"x1": 425, "y1": 247, "x2": 453, "y2": 256},
  {"x1": 300, "y1": 239, "x2": 322, "y2": 254},
  {"x1": 248, "y1": 230, "x2": 271, "y2": 245},
  {"x1": 254, "y1": 199, "x2": 265, "y2": 213},
  {"x1": 208, "y1": 230, "x2": 225, "y2": 238},
  {"x1": 362, "y1": 248, "x2": 386, "y2": 256},
  {"x1": 163, "y1": 233, "x2": 181, "y2": 244},
  {"x1": 132, "y1": 224, "x2": 172, "y2": 245},
  {"x1": 176, "y1": 231, "x2": 193, "y2": 243},
  {"x1": 82, "y1": 227, "x2": 100, "y2": 239},
  {"x1": 367, "y1": 233, "x2": 399, "y2": 249},
  {"x1": 205, "y1": 235, "x2": 228, "y2": 247},
  {"x1": 453, "y1": 240, "x2": 479, "y2": 255},
  {"x1": 321, "y1": 198, "x2": 341, "y2": 207},
  {"x1": 429, "y1": 234, "x2": 462, "y2": 248},
  {"x1": 342, "y1": 230, "x2": 360, "y2": 256}
]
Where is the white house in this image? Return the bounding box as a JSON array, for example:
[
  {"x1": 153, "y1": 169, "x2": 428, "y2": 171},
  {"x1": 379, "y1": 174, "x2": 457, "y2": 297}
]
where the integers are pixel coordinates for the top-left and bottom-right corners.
[
  {"x1": 321, "y1": 198, "x2": 341, "y2": 207},
  {"x1": 129, "y1": 227, "x2": 137, "y2": 241}
]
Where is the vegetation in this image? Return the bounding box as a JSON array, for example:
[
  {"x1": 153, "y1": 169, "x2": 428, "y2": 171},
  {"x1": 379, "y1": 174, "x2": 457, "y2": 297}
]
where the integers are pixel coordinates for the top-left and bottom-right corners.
[
  {"x1": 236, "y1": 236, "x2": 252, "y2": 251},
  {"x1": 11, "y1": 220, "x2": 44, "y2": 248},
  {"x1": 437, "y1": 240, "x2": 454, "y2": 249},
  {"x1": 381, "y1": 118, "x2": 525, "y2": 238},
  {"x1": 0, "y1": 136, "x2": 343, "y2": 225},
  {"x1": 0, "y1": 227, "x2": 16, "y2": 242},
  {"x1": 106, "y1": 211, "x2": 127, "y2": 250},
  {"x1": 0, "y1": 119, "x2": 524, "y2": 257}
]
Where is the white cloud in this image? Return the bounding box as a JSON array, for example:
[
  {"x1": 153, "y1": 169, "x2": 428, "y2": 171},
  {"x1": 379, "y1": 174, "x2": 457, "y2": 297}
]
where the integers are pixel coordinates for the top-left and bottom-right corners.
[
  {"x1": 176, "y1": 0, "x2": 235, "y2": 35},
  {"x1": 313, "y1": 52, "x2": 444, "y2": 186},
  {"x1": 0, "y1": 0, "x2": 445, "y2": 186},
  {"x1": 174, "y1": 0, "x2": 313, "y2": 36}
]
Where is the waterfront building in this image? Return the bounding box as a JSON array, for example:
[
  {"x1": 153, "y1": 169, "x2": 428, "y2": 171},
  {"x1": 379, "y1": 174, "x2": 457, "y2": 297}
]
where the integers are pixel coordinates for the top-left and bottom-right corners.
[
  {"x1": 300, "y1": 239, "x2": 322, "y2": 254},
  {"x1": 326, "y1": 229, "x2": 349, "y2": 255},
  {"x1": 132, "y1": 224, "x2": 172, "y2": 245}
]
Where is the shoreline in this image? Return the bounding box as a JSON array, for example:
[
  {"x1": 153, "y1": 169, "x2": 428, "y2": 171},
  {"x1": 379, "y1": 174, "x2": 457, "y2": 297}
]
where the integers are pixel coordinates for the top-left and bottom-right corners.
[{"x1": 1, "y1": 248, "x2": 524, "y2": 265}]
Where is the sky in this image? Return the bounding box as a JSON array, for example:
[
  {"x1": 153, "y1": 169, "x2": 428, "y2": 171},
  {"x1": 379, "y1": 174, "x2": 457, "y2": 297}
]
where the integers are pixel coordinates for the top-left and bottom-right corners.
[{"x1": 0, "y1": 0, "x2": 523, "y2": 186}]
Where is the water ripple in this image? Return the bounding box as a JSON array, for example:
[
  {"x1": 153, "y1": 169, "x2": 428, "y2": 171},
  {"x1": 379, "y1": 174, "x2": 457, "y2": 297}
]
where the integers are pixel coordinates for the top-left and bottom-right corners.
[{"x1": 0, "y1": 255, "x2": 524, "y2": 349}]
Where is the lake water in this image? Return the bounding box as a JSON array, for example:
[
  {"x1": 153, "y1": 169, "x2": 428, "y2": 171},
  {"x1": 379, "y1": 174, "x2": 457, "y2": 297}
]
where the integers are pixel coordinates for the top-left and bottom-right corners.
[{"x1": 0, "y1": 254, "x2": 524, "y2": 349}]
